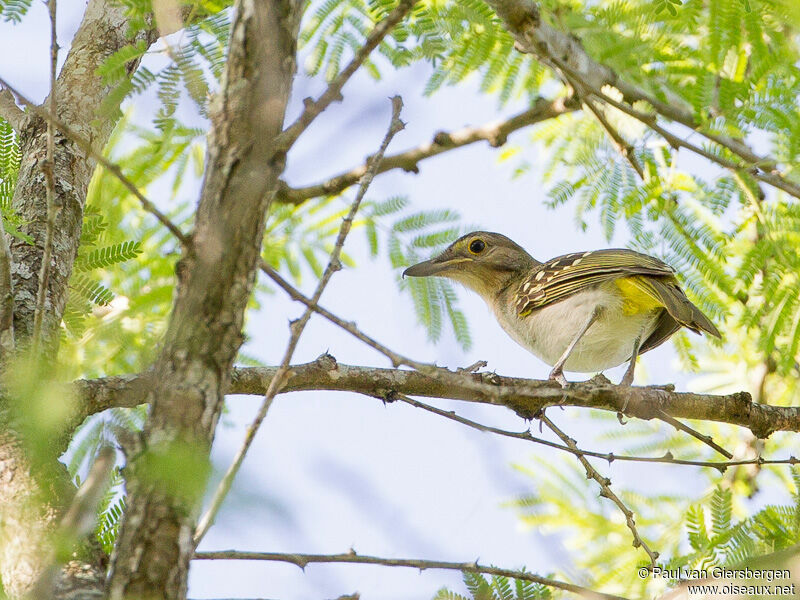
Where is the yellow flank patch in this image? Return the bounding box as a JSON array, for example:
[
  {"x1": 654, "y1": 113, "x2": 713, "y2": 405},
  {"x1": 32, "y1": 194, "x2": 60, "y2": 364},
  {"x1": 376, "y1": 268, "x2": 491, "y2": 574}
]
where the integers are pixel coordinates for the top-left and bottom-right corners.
[{"x1": 615, "y1": 277, "x2": 664, "y2": 315}]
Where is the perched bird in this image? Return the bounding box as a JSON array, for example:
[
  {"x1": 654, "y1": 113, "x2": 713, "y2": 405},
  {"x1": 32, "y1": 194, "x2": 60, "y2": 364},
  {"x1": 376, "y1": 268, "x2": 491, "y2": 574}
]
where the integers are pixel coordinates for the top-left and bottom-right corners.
[{"x1": 403, "y1": 231, "x2": 720, "y2": 386}]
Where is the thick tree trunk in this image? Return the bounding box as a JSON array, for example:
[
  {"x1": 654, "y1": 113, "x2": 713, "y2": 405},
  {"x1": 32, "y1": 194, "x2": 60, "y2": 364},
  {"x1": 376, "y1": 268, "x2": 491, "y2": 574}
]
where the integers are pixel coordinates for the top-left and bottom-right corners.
[
  {"x1": 0, "y1": 1, "x2": 155, "y2": 597},
  {"x1": 10, "y1": 0, "x2": 155, "y2": 351},
  {"x1": 106, "y1": 0, "x2": 301, "y2": 597}
]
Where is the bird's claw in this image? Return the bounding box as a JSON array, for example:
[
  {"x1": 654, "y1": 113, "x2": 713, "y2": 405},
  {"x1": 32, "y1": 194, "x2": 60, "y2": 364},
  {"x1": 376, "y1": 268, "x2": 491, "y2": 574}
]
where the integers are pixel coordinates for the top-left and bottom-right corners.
[{"x1": 548, "y1": 369, "x2": 569, "y2": 388}]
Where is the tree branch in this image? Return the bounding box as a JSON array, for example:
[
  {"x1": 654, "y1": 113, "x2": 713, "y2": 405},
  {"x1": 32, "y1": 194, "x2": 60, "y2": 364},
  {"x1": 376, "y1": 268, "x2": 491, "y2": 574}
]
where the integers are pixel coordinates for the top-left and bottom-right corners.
[
  {"x1": 275, "y1": 0, "x2": 415, "y2": 153},
  {"x1": 28, "y1": 446, "x2": 116, "y2": 598},
  {"x1": 540, "y1": 412, "x2": 658, "y2": 566},
  {"x1": 106, "y1": 0, "x2": 303, "y2": 595},
  {"x1": 393, "y1": 393, "x2": 796, "y2": 470},
  {"x1": 73, "y1": 355, "x2": 799, "y2": 440},
  {"x1": 484, "y1": 0, "x2": 800, "y2": 199},
  {"x1": 276, "y1": 96, "x2": 578, "y2": 204},
  {"x1": 0, "y1": 88, "x2": 26, "y2": 131},
  {"x1": 194, "y1": 97, "x2": 405, "y2": 544},
  {"x1": 0, "y1": 77, "x2": 190, "y2": 246},
  {"x1": 0, "y1": 2, "x2": 160, "y2": 596},
  {"x1": 192, "y1": 549, "x2": 629, "y2": 600},
  {"x1": 0, "y1": 211, "x2": 13, "y2": 358},
  {"x1": 550, "y1": 55, "x2": 800, "y2": 199},
  {"x1": 6, "y1": 0, "x2": 159, "y2": 352},
  {"x1": 31, "y1": 0, "x2": 60, "y2": 353}
]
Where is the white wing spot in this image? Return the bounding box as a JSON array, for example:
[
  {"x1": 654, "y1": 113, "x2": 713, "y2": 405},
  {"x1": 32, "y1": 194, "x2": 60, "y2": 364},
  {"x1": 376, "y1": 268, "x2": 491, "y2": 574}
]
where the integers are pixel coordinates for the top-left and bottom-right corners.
[
  {"x1": 535, "y1": 271, "x2": 545, "y2": 281},
  {"x1": 522, "y1": 282, "x2": 532, "y2": 292},
  {"x1": 572, "y1": 258, "x2": 582, "y2": 266},
  {"x1": 582, "y1": 251, "x2": 592, "y2": 257}
]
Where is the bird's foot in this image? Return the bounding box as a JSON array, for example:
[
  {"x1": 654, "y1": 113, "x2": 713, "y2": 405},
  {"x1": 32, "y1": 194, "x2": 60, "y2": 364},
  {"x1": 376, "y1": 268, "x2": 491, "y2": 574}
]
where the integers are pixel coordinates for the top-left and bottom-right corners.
[{"x1": 548, "y1": 368, "x2": 569, "y2": 389}]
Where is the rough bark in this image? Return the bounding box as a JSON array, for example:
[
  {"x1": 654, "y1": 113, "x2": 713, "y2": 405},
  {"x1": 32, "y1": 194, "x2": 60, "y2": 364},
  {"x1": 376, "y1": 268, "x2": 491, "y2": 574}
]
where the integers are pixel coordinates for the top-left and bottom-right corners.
[
  {"x1": 105, "y1": 1, "x2": 301, "y2": 597},
  {"x1": 71, "y1": 355, "x2": 799, "y2": 443},
  {"x1": 9, "y1": 0, "x2": 156, "y2": 351},
  {"x1": 0, "y1": 1, "x2": 156, "y2": 597}
]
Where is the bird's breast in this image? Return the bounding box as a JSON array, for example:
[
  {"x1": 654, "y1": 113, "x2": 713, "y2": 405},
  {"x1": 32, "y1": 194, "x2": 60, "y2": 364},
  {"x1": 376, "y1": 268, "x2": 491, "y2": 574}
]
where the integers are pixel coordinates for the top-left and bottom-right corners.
[{"x1": 492, "y1": 283, "x2": 660, "y2": 372}]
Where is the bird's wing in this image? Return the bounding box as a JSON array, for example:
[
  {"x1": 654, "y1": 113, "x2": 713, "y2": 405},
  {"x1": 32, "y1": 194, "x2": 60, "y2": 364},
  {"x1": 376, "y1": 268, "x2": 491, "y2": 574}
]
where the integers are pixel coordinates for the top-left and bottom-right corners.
[{"x1": 514, "y1": 249, "x2": 676, "y2": 316}]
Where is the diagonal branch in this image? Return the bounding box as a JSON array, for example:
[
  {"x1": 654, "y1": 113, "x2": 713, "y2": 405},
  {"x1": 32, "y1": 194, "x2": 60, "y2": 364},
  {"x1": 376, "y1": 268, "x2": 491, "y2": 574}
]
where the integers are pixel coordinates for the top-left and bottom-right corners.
[
  {"x1": 28, "y1": 446, "x2": 116, "y2": 598},
  {"x1": 539, "y1": 412, "x2": 658, "y2": 566},
  {"x1": 0, "y1": 212, "x2": 13, "y2": 357},
  {"x1": 192, "y1": 549, "x2": 630, "y2": 600},
  {"x1": 484, "y1": 0, "x2": 800, "y2": 199},
  {"x1": 0, "y1": 78, "x2": 190, "y2": 246},
  {"x1": 31, "y1": 0, "x2": 60, "y2": 353},
  {"x1": 194, "y1": 97, "x2": 405, "y2": 544},
  {"x1": 276, "y1": 95, "x2": 578, "y2": 204},
  {"x1": 393, "y1": 393, "x2": 795, "y2": 470},
  {"x1": 275, "y1": 0, "x2": 416, "y2": 153},
  {"x1": 548, "y1": 55, "x2": 800, "y2": 199}
]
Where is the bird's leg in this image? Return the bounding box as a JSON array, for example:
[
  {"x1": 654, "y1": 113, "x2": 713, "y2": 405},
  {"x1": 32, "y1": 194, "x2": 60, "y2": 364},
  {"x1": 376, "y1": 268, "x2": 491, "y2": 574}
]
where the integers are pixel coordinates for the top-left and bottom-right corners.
[
  {"x1": 620, "y1": 334, "x2": 642, "y2": 387},
  {"x1": 618, "y1": 330, "x2": 645, "y2": 414},
  {"x1": 548, "y1": 307, "x2": 602, "y2": 388}
]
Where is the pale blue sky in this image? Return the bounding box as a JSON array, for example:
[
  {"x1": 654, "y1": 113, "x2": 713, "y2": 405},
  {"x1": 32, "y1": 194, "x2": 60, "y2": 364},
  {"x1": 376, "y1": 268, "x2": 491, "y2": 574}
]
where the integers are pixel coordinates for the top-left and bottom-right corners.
[{"x1": 0, "y1": 4, "x2": 761, "y2": 599}]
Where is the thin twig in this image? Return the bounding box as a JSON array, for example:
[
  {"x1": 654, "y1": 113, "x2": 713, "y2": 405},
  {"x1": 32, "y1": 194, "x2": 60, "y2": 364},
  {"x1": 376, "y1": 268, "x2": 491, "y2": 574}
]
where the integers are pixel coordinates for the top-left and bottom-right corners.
[
  {"x1": 393, "y1": 393, "x2": 792, "y2": 470},
  {"x1": 276, "y1": 95, "x2": 578, "y2": 204},
  {"x1": 557, "y1": 67, "x2": 645, "y2": 179},
  {"x1": 539, "y1": 412, "x2": 659, "y2": 567},
  {"x1": 193, "y1": 549, "x2": 630, "y2": 600},
  {"x1": 547, "y1": 55, "x2": 800, "y2": 199},
  {"x1": 654, "y1": 409, "x2": 732, "y2": 459},
  {"x1": 27, "y1": 446, "x2": 116, "y2": 598},
  {"x1": 261, "y1": 262, "x2": 420, "y2": 368},
  {"x1": 0, "y1": 87, "x2": 26, "y2": 131},
  {"x1": 489, "y1": 0, "x2": 795, "y2": 197},
  {"x1": 275, "y1": 0, "x2": 416, "y2": 153},
  {"x1": 583, "y1": 95, "x2": 644, "y2": 179},
  {"x1": 0, "y1": 78, "x2": 190, "y2": 246},
  {"x1": 31, "y1": 0, "x2": 59, "y2": 353},
  {"x1": 0, "y1": 211, "x2": 14, "y2": 356},
  {"x1": 194, "y1": 97, "x2": 406, "y2": 544}
]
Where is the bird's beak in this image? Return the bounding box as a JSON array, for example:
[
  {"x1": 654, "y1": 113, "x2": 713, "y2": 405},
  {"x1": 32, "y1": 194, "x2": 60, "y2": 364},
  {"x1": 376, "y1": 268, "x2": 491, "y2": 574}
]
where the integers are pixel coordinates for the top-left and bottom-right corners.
[{"x1": 403, "y1": 256, "x2": 466, "y2": 278}]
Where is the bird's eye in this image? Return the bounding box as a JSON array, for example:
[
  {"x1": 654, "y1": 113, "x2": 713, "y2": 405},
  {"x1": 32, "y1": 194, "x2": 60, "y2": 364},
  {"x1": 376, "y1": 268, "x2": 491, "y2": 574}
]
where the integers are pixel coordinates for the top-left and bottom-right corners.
[{"x1": 469, "y1": 239, "x2": 486, "y2": 254}]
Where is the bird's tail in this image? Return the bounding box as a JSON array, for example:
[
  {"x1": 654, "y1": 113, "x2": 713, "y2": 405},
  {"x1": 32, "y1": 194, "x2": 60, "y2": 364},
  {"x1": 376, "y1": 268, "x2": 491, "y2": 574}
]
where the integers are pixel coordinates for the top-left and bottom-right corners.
[{"x1": 630, "y1": 276, "x2": 721, "y2": 338}]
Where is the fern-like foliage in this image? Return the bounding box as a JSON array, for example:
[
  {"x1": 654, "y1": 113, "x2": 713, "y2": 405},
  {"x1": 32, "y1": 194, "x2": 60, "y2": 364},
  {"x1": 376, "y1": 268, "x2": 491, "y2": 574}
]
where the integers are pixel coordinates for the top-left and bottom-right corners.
[
  {"x1": 60, "y1": 111, "x2": 202, "y2": 378},
  {"x1": 97, "y1": 3, "x2": 231, "y2": 130},
  {"x1": 0, "y1": 0, "x2": 31, "y2": 22},
  {"x1": 263, "y1": 193, "x2": 472, "y2": 349},
  {"x1": 384, "y1": 202, "x2": 472, "y2": 349},
  {"x1": 300, "y1": 0, "x2": 551, "y2": 106},
  {"x1": 0, "y1": 117, "x2": 29, "y2": 242},
  {"x1": 75, "y1": 240, "x2": 142, "y2": 272},
  {"x1": 666, "y1": 475, "x2": 800, "y2": 573},
  {"x1": 434, "y1": 571, "x2": 553, "y2": 600}
]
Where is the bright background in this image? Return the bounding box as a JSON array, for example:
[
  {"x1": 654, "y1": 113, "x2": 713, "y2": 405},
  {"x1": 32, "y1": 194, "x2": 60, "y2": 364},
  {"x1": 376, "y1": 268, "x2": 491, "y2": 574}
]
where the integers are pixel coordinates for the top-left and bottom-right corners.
[{"x1": 0, "y1": 5, "x2": 726, "y2": 599}]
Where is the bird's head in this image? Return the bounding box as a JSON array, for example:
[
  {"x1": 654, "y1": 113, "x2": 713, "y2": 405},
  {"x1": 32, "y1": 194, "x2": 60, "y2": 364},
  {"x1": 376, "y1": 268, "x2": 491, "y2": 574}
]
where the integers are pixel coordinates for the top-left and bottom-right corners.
[{"x1": 403, "y1": 231, "x2": 537, "y2": 298}]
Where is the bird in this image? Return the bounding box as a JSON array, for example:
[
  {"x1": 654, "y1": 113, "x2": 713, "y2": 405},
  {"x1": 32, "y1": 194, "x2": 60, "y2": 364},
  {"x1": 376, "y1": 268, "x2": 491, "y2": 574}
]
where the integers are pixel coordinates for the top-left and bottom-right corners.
[{"x1": 403, "y1": 231, "x2": 720, "y2": 386}]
